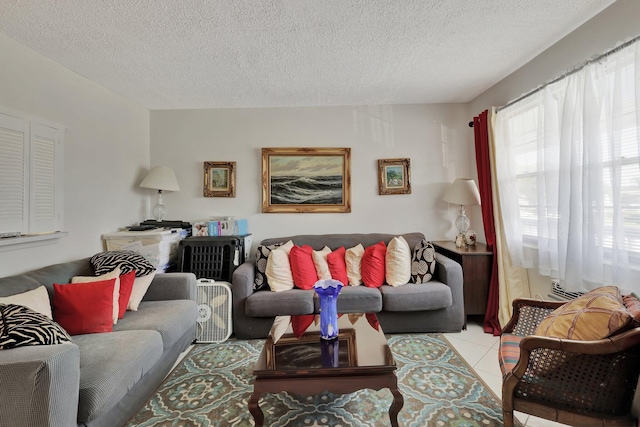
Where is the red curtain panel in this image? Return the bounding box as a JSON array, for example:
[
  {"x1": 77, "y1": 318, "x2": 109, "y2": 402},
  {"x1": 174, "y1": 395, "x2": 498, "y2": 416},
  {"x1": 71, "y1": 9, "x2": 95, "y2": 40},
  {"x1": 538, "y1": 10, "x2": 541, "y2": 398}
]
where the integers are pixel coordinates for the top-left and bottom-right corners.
[{"x1": 474, "y1": 110, "x2": 501, "y2": 336}]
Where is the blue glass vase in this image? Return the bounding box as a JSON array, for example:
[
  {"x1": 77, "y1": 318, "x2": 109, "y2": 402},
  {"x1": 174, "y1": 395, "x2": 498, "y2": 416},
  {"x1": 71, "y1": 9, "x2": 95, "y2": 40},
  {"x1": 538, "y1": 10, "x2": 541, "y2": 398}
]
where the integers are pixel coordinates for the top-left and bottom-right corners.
[
  {"x1": 320, "y1": 337, "x2": 340, "y2": 367},
  {"x1": 313, "y1": 279, "x2": 343, "y2": 340}
]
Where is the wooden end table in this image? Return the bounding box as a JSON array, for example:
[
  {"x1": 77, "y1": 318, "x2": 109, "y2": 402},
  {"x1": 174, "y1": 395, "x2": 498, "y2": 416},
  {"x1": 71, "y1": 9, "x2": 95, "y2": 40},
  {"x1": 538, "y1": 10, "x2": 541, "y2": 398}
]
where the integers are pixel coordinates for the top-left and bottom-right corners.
[{"x1": 250, "y1": 313, "x2": 404, "y2": 426}]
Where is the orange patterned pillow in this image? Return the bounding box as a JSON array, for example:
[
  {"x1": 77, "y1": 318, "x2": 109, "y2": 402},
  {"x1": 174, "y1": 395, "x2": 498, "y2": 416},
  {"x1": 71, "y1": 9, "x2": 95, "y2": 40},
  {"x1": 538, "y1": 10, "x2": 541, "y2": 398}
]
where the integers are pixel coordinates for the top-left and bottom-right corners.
[{"x1": 535, "y1": 286, "x2": 632, "y2": 340}]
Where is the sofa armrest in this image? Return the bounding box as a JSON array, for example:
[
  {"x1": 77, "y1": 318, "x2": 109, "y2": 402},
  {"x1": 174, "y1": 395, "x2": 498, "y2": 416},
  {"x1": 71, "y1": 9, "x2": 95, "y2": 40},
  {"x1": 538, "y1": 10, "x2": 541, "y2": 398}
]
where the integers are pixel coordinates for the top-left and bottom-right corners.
[
  {"x1": 434, "y1": 253, "x2": 464, "y2": 304},
  {"x1": 0, "y1": 343, "x2": 80, "y2": 427},
  {"x1": 143, "y1": 272, "x2": 197, "y2": 302}
]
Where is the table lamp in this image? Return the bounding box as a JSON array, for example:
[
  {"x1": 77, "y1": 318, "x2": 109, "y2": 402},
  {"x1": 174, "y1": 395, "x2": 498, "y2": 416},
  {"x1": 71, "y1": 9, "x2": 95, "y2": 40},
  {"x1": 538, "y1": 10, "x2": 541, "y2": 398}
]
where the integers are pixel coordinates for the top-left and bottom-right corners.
[
  {"x1": 139, "y1": 166, "x2": 180, "y2": 222},
  {"x1": 443, "y1": 178, "x2": 481, "y2": 247}
]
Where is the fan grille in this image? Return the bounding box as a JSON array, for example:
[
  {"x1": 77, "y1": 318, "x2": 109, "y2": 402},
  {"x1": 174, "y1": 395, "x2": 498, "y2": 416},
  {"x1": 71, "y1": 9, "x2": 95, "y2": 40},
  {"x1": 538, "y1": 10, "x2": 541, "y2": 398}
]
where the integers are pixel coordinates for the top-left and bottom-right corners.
[{"x1": 195, "y1": 279, "x2": 232, "y2": 343}]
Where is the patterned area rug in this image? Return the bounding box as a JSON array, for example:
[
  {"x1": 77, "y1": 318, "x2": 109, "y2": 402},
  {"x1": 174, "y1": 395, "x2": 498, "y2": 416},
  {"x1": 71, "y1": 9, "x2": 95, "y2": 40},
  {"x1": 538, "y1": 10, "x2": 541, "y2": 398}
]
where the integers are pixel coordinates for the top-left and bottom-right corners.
[{"x1": 127, "y1": 334, "x2": 514, "y2": 426}]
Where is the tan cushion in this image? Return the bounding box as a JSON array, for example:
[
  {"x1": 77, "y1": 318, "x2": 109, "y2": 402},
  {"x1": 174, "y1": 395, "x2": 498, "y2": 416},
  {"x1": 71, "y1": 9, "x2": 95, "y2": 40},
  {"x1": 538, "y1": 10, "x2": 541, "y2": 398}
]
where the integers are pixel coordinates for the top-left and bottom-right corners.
[
  {"x1": 266, "y1": 240, "x2": 295, "y2": 292},
  {"x1": 312, "y1": 246, "x2": 332, "y2": 280},
  {"x1": 0, "y1": 286, "x2": 52, "y2": 319},
  {"x1": 385, "y1": 236, "x2": 411, "y2": 286},
  {"x1": 345, "y1": 244, "x2": 364, "y2": 286},
  {"x1": 535, "y1": 286, "x2": 632, "y2": 340}
]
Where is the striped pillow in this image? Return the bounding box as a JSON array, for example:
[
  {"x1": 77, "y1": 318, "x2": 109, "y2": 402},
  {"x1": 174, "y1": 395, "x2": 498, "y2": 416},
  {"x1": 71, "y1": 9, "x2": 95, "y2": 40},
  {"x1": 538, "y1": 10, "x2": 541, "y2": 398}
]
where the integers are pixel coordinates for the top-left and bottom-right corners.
[
  {"x1": 499, "y1": 333, "x2": 522, "y2": 377},
  {"x1": 0, "y1": 304, "x2": 72, "y2": 349},
  {"x1": 90, "y1": 250, "x2": 155, "y2": 277}
]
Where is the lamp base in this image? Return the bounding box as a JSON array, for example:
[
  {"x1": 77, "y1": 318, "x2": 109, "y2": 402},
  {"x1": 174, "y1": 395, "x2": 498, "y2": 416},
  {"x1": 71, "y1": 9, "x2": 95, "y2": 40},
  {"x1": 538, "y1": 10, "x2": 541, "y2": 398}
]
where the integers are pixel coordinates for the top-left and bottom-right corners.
[{"x1": 151, "y1": 190, "x2": 166, "y2": 222}]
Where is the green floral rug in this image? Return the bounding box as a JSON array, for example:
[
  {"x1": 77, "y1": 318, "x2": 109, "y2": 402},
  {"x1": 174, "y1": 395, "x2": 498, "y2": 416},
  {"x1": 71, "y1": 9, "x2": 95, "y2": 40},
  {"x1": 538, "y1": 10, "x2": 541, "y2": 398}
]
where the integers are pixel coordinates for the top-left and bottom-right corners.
[{"x1": 127, "y1": 334, "x2": 513, "y2": 426}]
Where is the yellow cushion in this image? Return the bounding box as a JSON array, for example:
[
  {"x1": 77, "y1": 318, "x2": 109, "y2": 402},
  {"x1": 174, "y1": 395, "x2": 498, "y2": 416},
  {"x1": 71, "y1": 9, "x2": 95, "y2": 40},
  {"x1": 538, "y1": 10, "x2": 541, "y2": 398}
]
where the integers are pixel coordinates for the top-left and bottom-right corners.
[{"x1": 535, "y1": 286, "x2": 632, "y2": 340}]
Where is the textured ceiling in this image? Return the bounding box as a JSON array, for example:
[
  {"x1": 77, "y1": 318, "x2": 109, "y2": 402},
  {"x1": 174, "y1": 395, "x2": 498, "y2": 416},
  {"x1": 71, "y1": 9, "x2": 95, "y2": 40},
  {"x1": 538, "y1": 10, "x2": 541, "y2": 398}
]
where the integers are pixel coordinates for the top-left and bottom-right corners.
[{"x1": 0, "y1": 0, "x2": 616, "y2": 109}]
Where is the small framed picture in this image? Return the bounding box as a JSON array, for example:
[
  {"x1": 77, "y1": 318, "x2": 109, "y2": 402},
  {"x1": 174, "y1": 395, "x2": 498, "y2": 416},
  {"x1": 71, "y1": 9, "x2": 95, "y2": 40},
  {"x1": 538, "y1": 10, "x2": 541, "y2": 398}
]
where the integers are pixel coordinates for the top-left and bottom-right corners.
[
  {"x1": 204, "y1": 161, "x2": 236, "y2": 197},
  {"x1": 378, "y1": 158, "x2": 411, "y2": 195}
]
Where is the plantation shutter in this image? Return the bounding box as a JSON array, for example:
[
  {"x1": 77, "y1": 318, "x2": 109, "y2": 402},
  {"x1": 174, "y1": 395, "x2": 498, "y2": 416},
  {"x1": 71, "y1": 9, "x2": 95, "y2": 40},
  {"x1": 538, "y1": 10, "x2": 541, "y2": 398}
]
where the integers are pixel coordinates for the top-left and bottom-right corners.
[
  {"x1": 0, "y1": 113, "x2": 28, "y2": 234},
  {"x1": 29, "y1": 122, "x2": 63, "y2": 233}
]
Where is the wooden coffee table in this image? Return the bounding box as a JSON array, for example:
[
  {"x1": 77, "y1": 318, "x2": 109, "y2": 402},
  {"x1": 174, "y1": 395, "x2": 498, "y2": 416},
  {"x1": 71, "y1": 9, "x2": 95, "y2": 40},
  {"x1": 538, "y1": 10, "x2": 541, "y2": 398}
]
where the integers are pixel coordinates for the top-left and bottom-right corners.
[{"x1": 249, "y1": 313, "x2": 403, "y2": 426}]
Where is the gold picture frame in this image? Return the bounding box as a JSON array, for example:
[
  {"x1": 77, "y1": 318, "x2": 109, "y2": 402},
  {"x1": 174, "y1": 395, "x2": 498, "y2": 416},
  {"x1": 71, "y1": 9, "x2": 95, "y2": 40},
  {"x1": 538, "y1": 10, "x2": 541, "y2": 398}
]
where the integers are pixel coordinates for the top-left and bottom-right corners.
[
  {"x1": 204, "y1": 161, "x2": 236, "y2": 197},
  {"x1": 262, "y1": 147, "x2": 351, "y2": 213},
  {"x1": 264, "y1": 329, "x2": 358, "y2": 370},
  {"x1": 378, "y1": 158, "x2": 411, "y2": 195}
]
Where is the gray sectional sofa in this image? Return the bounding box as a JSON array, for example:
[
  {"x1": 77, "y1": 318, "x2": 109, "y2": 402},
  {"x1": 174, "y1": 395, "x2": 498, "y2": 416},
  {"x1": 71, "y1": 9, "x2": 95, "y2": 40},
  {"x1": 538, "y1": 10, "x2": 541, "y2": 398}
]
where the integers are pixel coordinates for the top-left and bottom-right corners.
[
  {"x1": 232, "y1": 232, "x2": 465, "y2": 339},
  {"x1": 0, "y1": 258, "x2": 198, "y2": 427}
]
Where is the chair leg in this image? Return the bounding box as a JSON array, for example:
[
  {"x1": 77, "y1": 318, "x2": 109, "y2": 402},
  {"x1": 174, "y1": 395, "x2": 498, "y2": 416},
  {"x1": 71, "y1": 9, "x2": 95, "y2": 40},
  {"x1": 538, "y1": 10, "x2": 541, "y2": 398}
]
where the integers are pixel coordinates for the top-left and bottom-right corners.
[{"x1": 503, "y1": 409, "x2": 514, "y2": 427}]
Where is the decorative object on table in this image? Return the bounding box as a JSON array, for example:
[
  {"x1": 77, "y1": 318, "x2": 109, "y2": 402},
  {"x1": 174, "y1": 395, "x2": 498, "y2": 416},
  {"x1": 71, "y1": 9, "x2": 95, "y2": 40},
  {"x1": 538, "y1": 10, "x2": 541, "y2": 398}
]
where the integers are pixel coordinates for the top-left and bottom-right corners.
[
  {"x1": 443, "y1": 178, "x2": 481, "y2": 248},
  {"x1": 203, "y1": 161, "x2": 236, "y2": 197},
  {"x1": 465, "y1": 229, "x2": 477, "y2": 246},
  {"x1": 129, "y1": 334, "x2": 518, "y2": 427},
  {"x1": 378, "y1": 158, "x2": 411, "y2": 195},
  {"x1": 261, "y1": 147, "x2": 351, "y2": 213},
  {"x1": 139, "y1": 165, "x2": 181, "y2": 222},
  {"x1": 313, "y1": 279, "x2": 343, "y2": 339}
]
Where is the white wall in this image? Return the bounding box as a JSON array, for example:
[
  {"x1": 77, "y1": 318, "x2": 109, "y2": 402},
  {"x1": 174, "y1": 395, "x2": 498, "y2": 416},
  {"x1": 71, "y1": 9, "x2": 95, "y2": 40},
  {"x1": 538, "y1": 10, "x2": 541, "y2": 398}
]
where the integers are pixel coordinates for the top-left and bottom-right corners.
[
  {"x1": 468, "y1": 0, "x2": 640, "y2": 298},
  {"x1": 0, "y1": 33, "x2": 150, "y2": 277},
  {"x1": 150, "y1": 104, "x2": 478, "y2": 251}
]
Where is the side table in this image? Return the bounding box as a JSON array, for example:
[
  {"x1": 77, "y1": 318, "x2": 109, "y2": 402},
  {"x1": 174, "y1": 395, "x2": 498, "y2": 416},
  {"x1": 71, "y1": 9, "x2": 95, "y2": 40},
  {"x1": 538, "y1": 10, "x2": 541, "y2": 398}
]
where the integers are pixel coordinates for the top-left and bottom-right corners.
[{"x1": 431, "y1": 241, "x2": 493, "y2": 325}]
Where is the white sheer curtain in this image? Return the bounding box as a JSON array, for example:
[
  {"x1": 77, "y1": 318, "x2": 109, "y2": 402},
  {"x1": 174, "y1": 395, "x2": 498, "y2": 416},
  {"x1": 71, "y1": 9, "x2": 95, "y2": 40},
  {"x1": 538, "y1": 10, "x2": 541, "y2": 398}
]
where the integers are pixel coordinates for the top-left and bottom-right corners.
[{"x1": 493, "y1": 38, "x2": 640, "y2": 294}]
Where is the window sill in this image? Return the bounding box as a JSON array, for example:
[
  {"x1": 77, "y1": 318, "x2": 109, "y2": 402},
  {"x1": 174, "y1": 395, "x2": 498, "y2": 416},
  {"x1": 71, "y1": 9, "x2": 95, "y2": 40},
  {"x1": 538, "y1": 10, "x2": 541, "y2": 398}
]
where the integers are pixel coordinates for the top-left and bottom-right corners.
[{"x1": 0, "y1": 231, "x2": 68, "y2": 252}]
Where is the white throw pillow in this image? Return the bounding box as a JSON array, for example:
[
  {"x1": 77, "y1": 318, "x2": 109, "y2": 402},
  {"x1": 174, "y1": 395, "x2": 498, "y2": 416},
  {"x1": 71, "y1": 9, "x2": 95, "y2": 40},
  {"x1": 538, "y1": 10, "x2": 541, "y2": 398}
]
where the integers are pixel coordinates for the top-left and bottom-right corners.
[
  {"x1": 386, "y1": 236, "x2": 412, "y2": 286},
  {"x1": 266, "y1": 241, "x2": 295, "y2": 292},
  {"x1": 269, "y1": 315, "x2": 291, "y2": 343},
  {"x1": 345, "y1": 244, "x2": 365, "y2": 286},
  {"x1": 312, "y1": 246, "x2": 332, "y2": 280},
  {"x1": 0, "y1": 286, "x2": 52, "y2": 319},
  {"x1": 127, "y1": 271, "x2": 157, "y2": 311},
  {"x1": 72, "y1": 267, "x2": 121, "y2": 324}
]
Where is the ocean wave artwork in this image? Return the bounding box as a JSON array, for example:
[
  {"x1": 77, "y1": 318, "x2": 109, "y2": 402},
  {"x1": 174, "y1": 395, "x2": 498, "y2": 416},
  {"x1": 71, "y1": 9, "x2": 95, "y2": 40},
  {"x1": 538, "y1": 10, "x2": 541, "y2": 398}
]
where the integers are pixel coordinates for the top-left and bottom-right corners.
[{"x1": 271, "y1": 175, "x2": 343, "y2": 204}]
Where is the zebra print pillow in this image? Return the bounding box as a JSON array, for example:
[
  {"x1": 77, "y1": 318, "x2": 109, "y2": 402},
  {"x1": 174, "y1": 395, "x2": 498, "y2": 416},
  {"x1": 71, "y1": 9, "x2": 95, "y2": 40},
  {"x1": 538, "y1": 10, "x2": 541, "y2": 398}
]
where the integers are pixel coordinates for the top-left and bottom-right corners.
[
  {"x1": 90, "y1": 250, "x2": 155, "y2": 277},
  {"x1": 0, "y1": 304, "x2": 72, "y2": 350}
]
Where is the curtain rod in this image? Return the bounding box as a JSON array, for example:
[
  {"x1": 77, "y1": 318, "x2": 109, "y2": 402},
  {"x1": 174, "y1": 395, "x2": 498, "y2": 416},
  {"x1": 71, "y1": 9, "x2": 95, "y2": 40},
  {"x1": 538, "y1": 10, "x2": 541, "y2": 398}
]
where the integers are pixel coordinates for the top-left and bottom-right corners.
[{"x1": 496, "y1": 34, "x2": 640, "y2": 113}]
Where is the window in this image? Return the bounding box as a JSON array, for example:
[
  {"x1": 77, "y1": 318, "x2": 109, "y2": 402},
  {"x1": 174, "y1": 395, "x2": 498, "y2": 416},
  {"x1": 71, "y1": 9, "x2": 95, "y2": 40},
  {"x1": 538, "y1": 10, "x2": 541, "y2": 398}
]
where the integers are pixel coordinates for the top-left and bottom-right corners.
[
  {"x1": 493, "y1": 39, "x2": 640, "y2": 293},
  {"x1": 0, "y1": 110, "x2": 64, "y2": 236}
]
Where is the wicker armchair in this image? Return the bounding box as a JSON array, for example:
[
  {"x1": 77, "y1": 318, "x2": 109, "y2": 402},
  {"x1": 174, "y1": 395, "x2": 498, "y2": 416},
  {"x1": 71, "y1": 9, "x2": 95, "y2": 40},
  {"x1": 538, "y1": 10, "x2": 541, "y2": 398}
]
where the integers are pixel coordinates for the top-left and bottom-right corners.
[{"x1": 500, "y1": 298, "x2": 640, "y2": 427}]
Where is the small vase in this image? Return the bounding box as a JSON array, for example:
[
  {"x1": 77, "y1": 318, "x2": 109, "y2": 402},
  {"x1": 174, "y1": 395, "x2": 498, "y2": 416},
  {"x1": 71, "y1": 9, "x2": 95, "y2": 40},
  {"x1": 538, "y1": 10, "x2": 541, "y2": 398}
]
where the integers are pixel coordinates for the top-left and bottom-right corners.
[
  {"x1": 313, "y1": 279, "x2": 343, "y2": 340},
  {"x1": 320, "y1": 337, "x2": 340, "y2": 367}
]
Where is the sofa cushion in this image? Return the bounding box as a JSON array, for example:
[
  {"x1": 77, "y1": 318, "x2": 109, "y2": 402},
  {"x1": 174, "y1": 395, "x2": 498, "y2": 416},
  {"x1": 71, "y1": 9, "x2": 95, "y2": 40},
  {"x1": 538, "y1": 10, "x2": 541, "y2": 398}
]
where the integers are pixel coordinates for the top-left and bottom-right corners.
[
  {"x1": 0, "y1": 304, "x2": 72, "y2": 349},
  {"x1": 535, "y1": 286, "x2": 632, "y2": 340},
  {"x1": 379, "y1": 282, "x2": 452, "y2": 311},
  {"x1": 289, "y1": 245, "x2": 317, "y2": 290},
  {"x1": 73, "y1": 330, "x2": 163, "y2": 423},
  {"x1": 90, "y1": 250, "x2": 155, "y2": 277},
  {"x1": 254, "y1": 242, "x2": 284, "y2": 291},
  {"x1": 266, "y1": 241, "x2": 295, "y2": 292},
  {"x1": 499, "y1": 333, "x2": 522, "y2": 377},
  {"x1": 327, "y1": 246, "x2": 348, "y2": 286},
  {"x1": 313, "y1": 285, "x2": 382, "y2": 313},
  {"x1": 0, "y1": 286, "x2": 52, "y2": 318},
  {"x1": 53, "y1": 280, "x2": 116, "y2": 335},
  {"x1": 345, "y1": 244, "x2": 364, "y2": 286},
  {"x1": 246, "y1": 289, "x2": 315, "y2": 317},
  {"x1": 386, "y1": 236, "x2": 411, "y2": 286},
  {"x1": 411, "y1": 239, "x2": 436, "y2": 283},
  {"x1": 312, "y1": 246, "x2": 332, "y2": 280},
  {"x1": 71, "y1": 267, "x2": 121, "y2": 324},
  {"x1": 112, "y1": 299, "x2": 197, "y2": 351},
  {"x1": 362, "y1": 242, "x2": 386, "y2": 288}
]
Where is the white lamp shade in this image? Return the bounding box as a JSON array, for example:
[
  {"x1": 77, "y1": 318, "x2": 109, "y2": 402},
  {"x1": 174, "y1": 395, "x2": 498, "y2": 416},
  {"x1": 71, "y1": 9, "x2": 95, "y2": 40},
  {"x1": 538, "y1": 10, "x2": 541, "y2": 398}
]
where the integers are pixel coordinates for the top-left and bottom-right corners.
[
  {"x1": 443, "y1": 178, "x2": 481, "y2": 206},
  {"x1": 139, "y1": 166, "x2": 180, "y2": 192}
]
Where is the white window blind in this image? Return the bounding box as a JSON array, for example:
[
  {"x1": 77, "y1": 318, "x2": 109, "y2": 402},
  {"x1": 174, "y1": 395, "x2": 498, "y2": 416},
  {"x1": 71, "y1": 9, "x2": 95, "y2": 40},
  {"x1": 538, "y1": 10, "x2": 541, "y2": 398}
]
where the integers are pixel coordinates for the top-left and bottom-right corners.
[{"x1": 0, "y1": 111, "x2": 63, "y2": 235}]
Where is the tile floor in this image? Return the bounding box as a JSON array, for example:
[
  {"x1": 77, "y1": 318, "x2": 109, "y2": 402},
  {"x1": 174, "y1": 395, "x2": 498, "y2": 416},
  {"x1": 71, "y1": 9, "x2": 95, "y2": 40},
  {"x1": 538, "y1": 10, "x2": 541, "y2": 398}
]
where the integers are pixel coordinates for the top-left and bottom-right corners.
[{"x1": 443, "y1": 317, "x2": 566, "y2": 427}]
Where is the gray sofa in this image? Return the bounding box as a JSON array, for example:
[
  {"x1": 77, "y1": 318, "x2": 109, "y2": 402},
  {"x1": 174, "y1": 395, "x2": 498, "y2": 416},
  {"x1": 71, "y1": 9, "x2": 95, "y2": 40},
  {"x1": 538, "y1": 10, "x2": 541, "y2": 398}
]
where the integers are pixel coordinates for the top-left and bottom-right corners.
[
  {"x1": 0, "y1": 258, "x2": 198, "y2": 427},
  {"x1": 232, "y1": 232, "x2": 465, "y2": 339}
]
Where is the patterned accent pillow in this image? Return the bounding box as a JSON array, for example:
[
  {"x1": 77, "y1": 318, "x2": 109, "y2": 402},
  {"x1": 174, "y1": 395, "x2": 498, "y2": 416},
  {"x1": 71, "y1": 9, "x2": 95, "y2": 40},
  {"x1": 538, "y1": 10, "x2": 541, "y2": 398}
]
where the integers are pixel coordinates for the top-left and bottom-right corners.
[
  {"x1": 91, "y1": 250, "x2": 155, "y2": 277},
  {"x1": 535, "y1": 286, "x2": 633, "y2": 340},
  {"x1": 411, "y1": 239, "x2": 436, "y2": 283},
  {"x1": 0, "y1": 304, "x2": 72, "y2": 350},
  {"x1": 623, "y1": 293, "x2": 640, "y2": 326},
  {"x1": 253, "y1": 242, "x2": 283, "y2": 291}
]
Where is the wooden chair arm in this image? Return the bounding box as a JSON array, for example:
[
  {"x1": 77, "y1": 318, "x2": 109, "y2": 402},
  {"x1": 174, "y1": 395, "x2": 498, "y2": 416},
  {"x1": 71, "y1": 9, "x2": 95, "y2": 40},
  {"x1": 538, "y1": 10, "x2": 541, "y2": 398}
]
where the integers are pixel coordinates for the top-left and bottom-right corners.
[{"x1": 502, "y1": 298, "x2": 565, "y2": 334}]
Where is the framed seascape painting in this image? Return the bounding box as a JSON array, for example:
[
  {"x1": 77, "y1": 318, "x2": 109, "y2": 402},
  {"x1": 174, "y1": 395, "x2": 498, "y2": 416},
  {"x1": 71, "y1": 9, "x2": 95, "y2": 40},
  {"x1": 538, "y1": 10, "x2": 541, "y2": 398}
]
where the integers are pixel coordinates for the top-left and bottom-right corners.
[
  {"x1": 204, "y1": 161, "x2": 236, "y2": 197},
  {"x1": 261, "y1": 147, "x2": 351, "y2": 213},
  {"x1": 378, "y1": 158, "x2": 411, "y2": 195}
]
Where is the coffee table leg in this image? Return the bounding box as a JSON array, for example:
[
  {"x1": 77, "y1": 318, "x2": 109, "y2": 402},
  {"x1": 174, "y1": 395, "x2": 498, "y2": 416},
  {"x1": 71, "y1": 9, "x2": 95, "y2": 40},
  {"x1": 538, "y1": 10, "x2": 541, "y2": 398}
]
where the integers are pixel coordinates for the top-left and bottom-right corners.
[
  {"x1": 389, "y1": 387, "x2": 404, "y2": 427},
  {"x1": 248, "y1": 392, "x2": 264, "y2": 426}
]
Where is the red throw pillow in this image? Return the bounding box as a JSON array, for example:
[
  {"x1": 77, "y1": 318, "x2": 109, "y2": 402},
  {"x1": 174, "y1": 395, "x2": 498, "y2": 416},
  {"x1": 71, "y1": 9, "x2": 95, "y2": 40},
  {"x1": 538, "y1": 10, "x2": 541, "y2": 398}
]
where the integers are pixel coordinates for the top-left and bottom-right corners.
[
  {"x1": 289, "y1": 245, "x2": 318, "y2": 290},
  {"x1": 53, "y1": 279, "x2": 115, "y2": 335},
  {"x1": 292, "y1": 314, "x2": 315, "y2": 338},
  {"x1": 327, "y1": 246, "x2": 348, "y2": 286},
  {"x1": 118, "y1": 270, "x2": 136, "y2": 318},
  {"x1": 362, "y1": 242, "x2": 387, "y2": 288}
]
